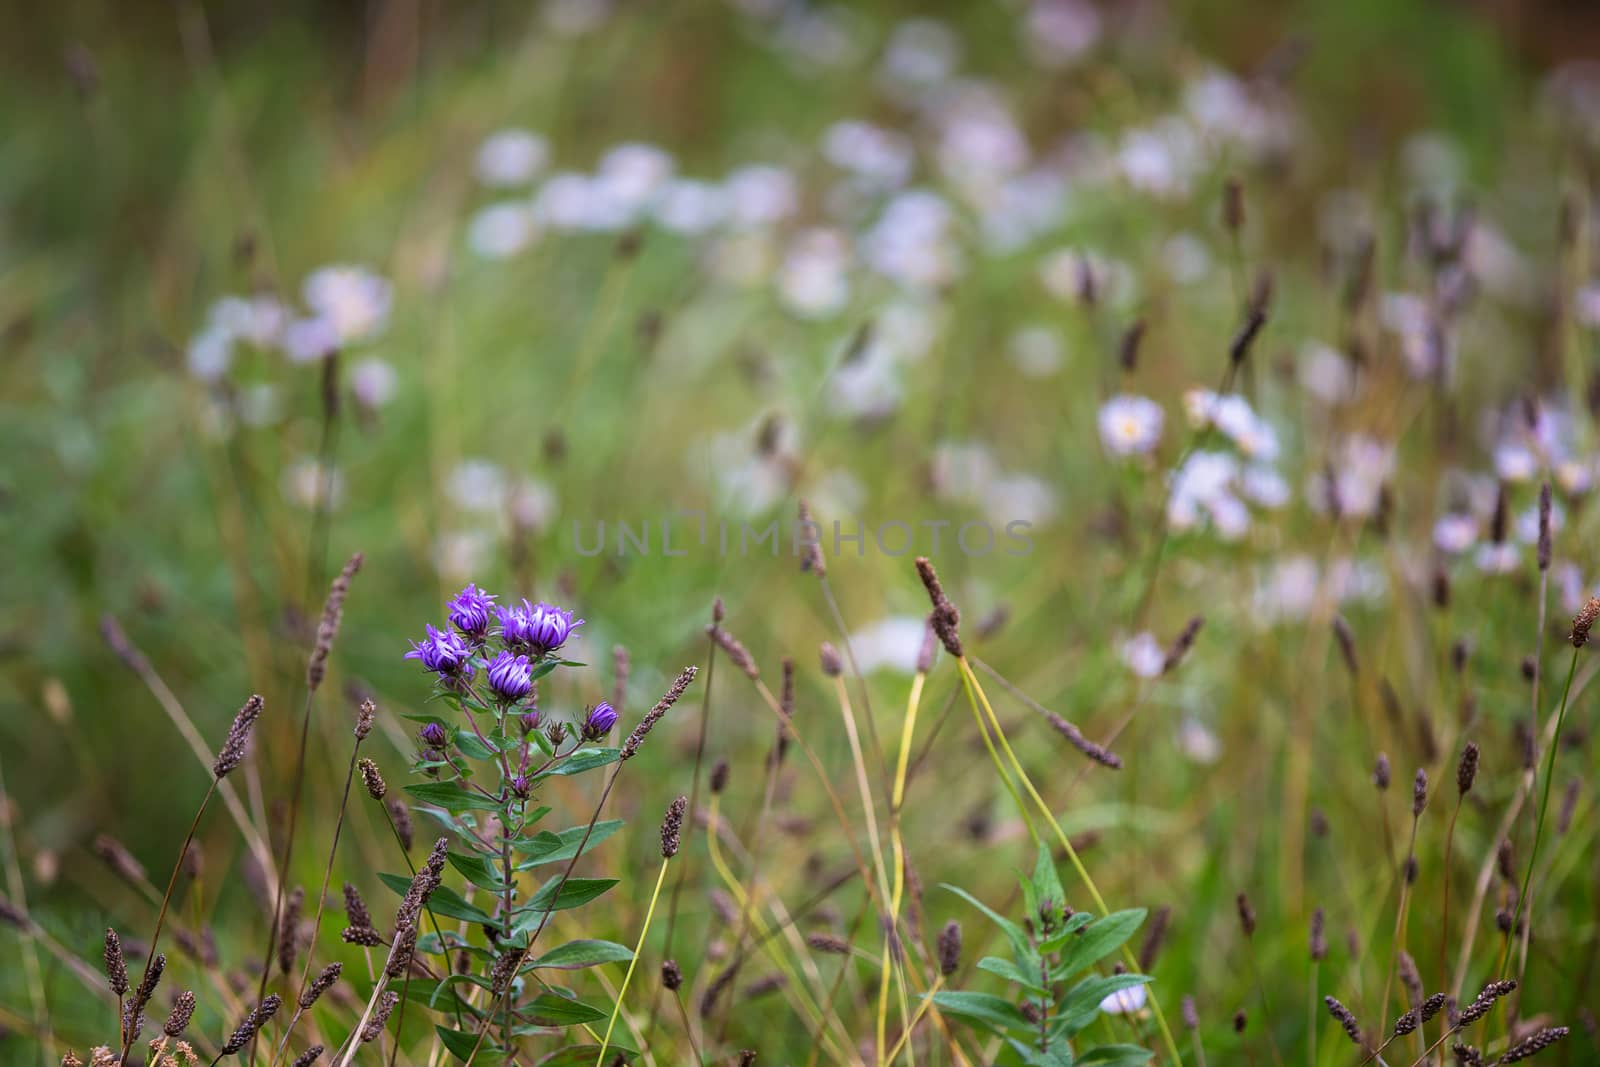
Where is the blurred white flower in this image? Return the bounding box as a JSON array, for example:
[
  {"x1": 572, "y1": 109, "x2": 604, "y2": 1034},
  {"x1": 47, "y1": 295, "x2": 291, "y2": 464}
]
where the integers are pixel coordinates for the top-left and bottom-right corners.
[
  {"x1": 281, "y1": 317, "x2": 342, "y2": 364},
  {"x1": 823, "y1": 120, "x2": 914, "y2": 188},
  {"x1": 1040, "y1": 248, "x2": 1134, "y2": 306},
  {"x1": 1433, "y1": 513, "x2": 1478, "y2": 554},
  {"x1": 779, "y1": 229, "x2": 853, "y2": 318},
  {"x1": 1099, "y1": 983, "x2": 1147, "y2": 1015},
  {"x1": 187, "y1": 328, "x2": 234, "y2": 381},
  {"x1": 467, "y1": 202, "x2": 538, "y2": 259},
  {"x1": 1008, "y1": 325, "x2": 1063, "y2": 378},
  {"x1": 1475, "y1": 542, "x2": 1520, "y2": 575},
  {"x1": 1242, "y1": 466, "x2": 1289, "y2": 509},
  {"x1": 1515, "y1": 501, "x2": 1563, "y2": 545},
  {"x1": 848, "y1": 616, "x2": 931, "y2": 675},
  {"x1": 879, "y1": 18, "x2": 961, "y2": 91},
  {"x1": 282, "y1": 458, "x2": 345, "y2": 510},
  {"x1": 1555, "y1": 457, "x2": 1594, "y2": 495},
  {"x1": 1179, "y1": 719, "x2": 1222, "y2": 764},
  {"x1": 1121, "y1": 632, "x2": 1164, "y2": 678},
  {"x1": 1299, "y1": 342, "x2": 1358, "y2": 406},
  {"x1": 597, "y1": 142, "x2": 675, "y2": 213},
  {"x1": 862, "y1": 190, "x2": 961, "y2": 289},
  {"x1": 1493, "y1": 443, "x2": 1539, "y2": 483},
  {"x1": 510, "y1": 478, "x2": 559, "y2": 531},
  {"x1": 1308, "y1": 436, "x2": 1394, "y2": 518},
  {"x1": 1575, "y1": 282, "x2": 1600, "y2": 327},
  {"x1": 1118, "y1": 120, "x2": 1201, "y2": 199},
  {"x1": 1025, "y1": 0, "x2": 1100, "y2": 67},
  {"x1": 1098, "y1": 395, "x2": 1164, "y2": 456},
  {"x1": 303, "y1": 265, "x2": 393, "y2": 346},
  {"x1": 350, "y1": 357, "x2": 396, "y2": 410},
  {"x1": 448, "y1": 459, "x2": 508, "y2": 514},
  {"x1": 211, "y1": 295, "x2": 288, "y2": 347},
  {"x1": 475, "y1": 129, "x2": 548, "y2": 186},
  {"x1": 724, "y1": 165, "x2": 798, "y2": 228},
  {"x1": 654, "y1": 179, "x2": 728, "y2": 234},
  {"x1": 983, "y1": 474, "x2": 1058, "y2": 527}
]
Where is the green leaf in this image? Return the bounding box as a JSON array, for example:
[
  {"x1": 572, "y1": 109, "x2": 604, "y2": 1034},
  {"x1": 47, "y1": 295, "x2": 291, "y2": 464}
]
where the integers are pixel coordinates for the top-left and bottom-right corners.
[
  {"x1": 1054, "y1": 909, "x2": 1145, "y2": 979},
  {"x1": 977, "y1": 955, "x2": 1050, "y2": 996},
  {"x1": 530, "y1": 939, "x2": 634, "y2": 970},
  {"x1": 521, "y1": 991, "x2": 609, "y2": 1026},
  {"x1": 1027, "y1": 843, "x2": 1067, "y2": 921},
  {"x1": 929, "y1": 991, "x2": 1032, "y2": 1036},
  {"x1": 434, "y1": 1025, "x2": 505, "y2": 1064},
  {"x1": 522, "y1": 876, "x2": 618, "y2": 915},
  {"x1": 534, "y1": 1047, "x2": 635, "y2": 1066},
  {"x1": 536, "y1": 747, "x2": 621, "y2": 778},
  {"x1": 377, "y1": 872, "x2": 497, "y2": 925},
  {"x1": 455, "y1": 732, "x2": 501, "y2": 761},
  {"x1": 1075, "y1": 1045, "x2": 1154, "y2": 1066},
  {"x1": 447, "y1": 850, "x2": 509, "y2": 892},
  {"x1": 942, "y1": 883, "x2": 1031, "y2": 961},
  {"x1": 513, "y1": 821, "x2": 625, "y2": 868},
  {"x1": 406, "y1": 782, "x2": 503, "y2": 813}
]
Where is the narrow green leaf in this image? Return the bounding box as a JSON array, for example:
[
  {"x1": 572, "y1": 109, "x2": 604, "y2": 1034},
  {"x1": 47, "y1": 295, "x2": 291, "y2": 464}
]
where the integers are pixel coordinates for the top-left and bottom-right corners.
[
  {"x1": 1054, "y1": 909, "x2": 1146, "y2": 978},
  {"x1": 535, "y1": 747, "x2": 621, "y2": 779},
  {"x1": 521, "y1": 991, "x2": 610, "y2": 1026},
  {"x1": 406, "y1": 782, "x2": 503, "y2": 813},
  {"x1": 522, "y1": 876, "x2": 618, "y2": 914},
  {"x1": 512, "y1": 820, "x2": 625, "y2": 869},
  {"x1": 529, "y1": 939, "x2": 634, "y2": 970},
  {"x1": 534, "y1": 1046, "x2": 635, "y2": 1066},
  {"x1": 929, "y1": 991, "x2": 1031, "y2": 1035},
  {"x1": 977, "y1": 955, "x2": 1050, "y2": 995},
  {"x1": 1075, "y1": 1045, "x2": 1153, "y2": 1066},
  {"x1": 447, "y1": 850, "x2": 509, "y2": 892}
]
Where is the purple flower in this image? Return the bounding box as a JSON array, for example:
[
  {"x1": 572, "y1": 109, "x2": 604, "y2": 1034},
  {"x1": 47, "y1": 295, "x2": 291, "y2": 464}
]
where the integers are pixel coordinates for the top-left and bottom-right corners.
[
  {"x1": 510, "y1": 774, "x2": 532, "y2": 799},
  {"x1": 497, "y1": 600, "x2": 584, "y2": 657},
  {"x1": 404, "y1": 624, "x2": 472, "y2": 677},
  {"x1": 519, "y1": 709, "x2": 541, "y2": 734},
  {"x1": 418, "y1": 722, "x2": 448, "y2": 748},
  {"x1": 580, "y1": 701, "x2": 618, "y2": 742},
  {"x1": 447, "y1": 584, "x2": 497, "y2": 639},
  {"x1": 486, "y1": 651, "x2": 534, "y2": 702}
]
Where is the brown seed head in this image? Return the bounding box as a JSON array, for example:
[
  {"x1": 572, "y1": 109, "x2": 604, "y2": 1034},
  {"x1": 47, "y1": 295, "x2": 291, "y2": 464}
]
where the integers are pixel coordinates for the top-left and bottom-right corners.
[
  {"x1": 1571, "y1": 597, "x2": 1600, "y2": 647},
  {"x1": 938, "y1": 919, "x2": 962, "y2": 976},
  {"x1": 307, "y1": 553, "x2": 363, "y2": 691},
  {"x1": 358, "y1": 758, "x2": 386, "y2": 800},
  {"x1": 213, "y1": 694, "x2": 265, "y2": 779},
  {"x1": 660, "y1": 795, "x2": 687, "y2": 859}
]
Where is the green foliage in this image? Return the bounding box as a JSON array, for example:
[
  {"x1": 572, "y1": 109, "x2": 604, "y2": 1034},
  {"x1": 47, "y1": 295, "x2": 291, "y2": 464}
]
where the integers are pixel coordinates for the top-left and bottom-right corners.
[{"x1": 937, "y1": 846, "x2": 1154, "y2": 1066}]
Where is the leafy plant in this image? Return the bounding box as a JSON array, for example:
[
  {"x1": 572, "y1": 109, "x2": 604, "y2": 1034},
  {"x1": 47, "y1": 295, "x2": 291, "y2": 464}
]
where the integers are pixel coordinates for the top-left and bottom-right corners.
[
  {"x1": 365, "y1": 586, "x2": 694, "y2": 1064},
  {"x1": 935, "y1": 846, "x2": 1154, "y2": 1067}
]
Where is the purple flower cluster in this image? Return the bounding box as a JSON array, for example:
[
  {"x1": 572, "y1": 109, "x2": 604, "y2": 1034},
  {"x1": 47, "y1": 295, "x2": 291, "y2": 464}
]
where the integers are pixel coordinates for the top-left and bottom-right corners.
[
  {"x1": 404, "y1": 585, "x2": 583, "y2": 692},
  {"x1": 403, "y1": 624, "x2": 472, "y2": 676},
  {"x1": 498, "y1": 599, "x2": 584, "y2": 658}
]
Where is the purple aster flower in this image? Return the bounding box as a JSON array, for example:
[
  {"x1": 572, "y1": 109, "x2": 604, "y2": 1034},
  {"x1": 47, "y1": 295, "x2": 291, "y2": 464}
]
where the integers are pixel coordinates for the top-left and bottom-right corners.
[
  {"x1": 404, "y1": 624, "x2": 472, "y2": 677},
  {"x1": 510, "y1": 774, "x2": 532, "y2": 799},
  {"x1": 580, "y1": 701, "x2": 618, "y2": 742},
  {"x1": 486, "y1": 651, "x2": 534, "y2": 703},
  {"x1": 519, "y1": 709, "x2": 541, "y2": 734},
  {"x1": 418, "y1": 722, "x2": 448, "y2": 748},
  {"x1": 447, "y1": 583, "x2": 497, "y2": 640},
  {"x1": 497, "y1": 600, "x2": 584, "y2": 657}
]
